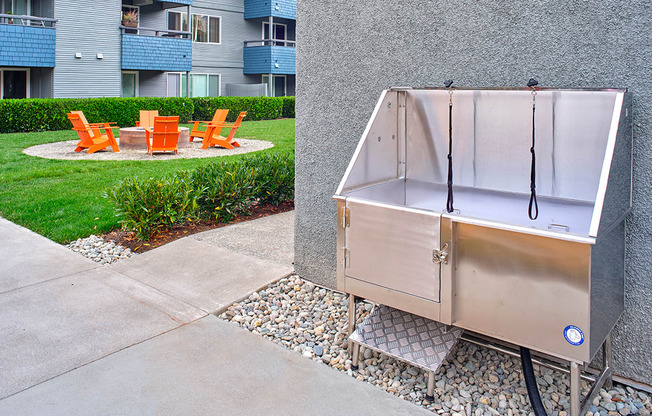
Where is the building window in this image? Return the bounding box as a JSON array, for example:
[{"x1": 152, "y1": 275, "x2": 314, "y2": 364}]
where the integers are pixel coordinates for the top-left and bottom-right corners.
[
  {"x1": 262, "y1": 74, "x2": 286, "y2": 97},
  {"x1": 167, "y1": 11, "x2": 188, "y2": 33},
  {"x1": 168, "y1": 11, "x2": 220, "y2": 44},
  {"x1": 1, "y1": 68, "x2": 29, "y2": 99},
  {"x1": 262, "y1": 22, "x2": 287, "y2": 46},
  {"x1": 167, "y1": 73, "x2": 220, "y2": 97},
  {"x1": 121, "y1": 71, "x2": 138, "y2": 98},
  {"x1": 1, "y1": 0, "x2": 29, "y2": 25}
]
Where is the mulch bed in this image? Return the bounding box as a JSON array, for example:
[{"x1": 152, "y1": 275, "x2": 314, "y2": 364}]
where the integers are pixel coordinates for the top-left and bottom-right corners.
[{"x1": 103, "y1": 201, "x2": 294, "y2": 254}]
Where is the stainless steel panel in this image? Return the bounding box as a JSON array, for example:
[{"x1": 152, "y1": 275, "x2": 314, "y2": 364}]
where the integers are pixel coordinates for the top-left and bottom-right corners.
[
  {"x1": 344, "y1": 277, "x2": 441, "y2": 321},
  {"x1": 345, "y1": 199, "x2": 441, "y2": 302},
  {"x1": 452, "y1": 221, "x2": 591, "y2": 362},
  {"x1": 402, "y1": 89, "x2": 621, "y2": 203},
  {"x1": 593, "y1": 93, "x2": 633, "y2": 236},
  {"x1": 344, "y1": 178, "x2": 406, "y2": 206},
  {"x1": 589, "y1": 221, "x2": 625, "y2": 361},
  {"x1": 337, "y1": 91, "x2": 399, "y2": 193}
]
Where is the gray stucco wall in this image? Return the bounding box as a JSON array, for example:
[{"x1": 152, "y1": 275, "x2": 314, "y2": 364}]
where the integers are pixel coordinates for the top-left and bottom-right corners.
[{"x1": 295, "y1": 1, "x2": 652, "y2": 384}]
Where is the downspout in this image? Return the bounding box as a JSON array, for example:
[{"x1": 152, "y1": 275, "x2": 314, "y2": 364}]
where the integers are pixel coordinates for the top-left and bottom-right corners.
[{"x1": 186, "y1": 4, "x2": 191, "y2": 98}]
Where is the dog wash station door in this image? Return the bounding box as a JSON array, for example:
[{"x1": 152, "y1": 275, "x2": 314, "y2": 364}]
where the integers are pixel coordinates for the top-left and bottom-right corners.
[{"x1": 344, "y1": 200, "x2": 442, "y2": 304}]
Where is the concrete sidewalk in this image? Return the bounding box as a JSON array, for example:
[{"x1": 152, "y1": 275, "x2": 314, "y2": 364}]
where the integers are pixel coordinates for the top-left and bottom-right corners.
[{"x1": 0, "y1": 212, "x2": 429, "y2": 415}]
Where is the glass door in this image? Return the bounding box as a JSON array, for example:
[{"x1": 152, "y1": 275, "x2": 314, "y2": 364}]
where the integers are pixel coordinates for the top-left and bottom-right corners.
[
  {"x1": 2, "y1": 70, "x2": 28, "y2": 99},
  {"x1": 274, "y1": 75, "x2": 286, "y2": 97},
  {"x1": 121, "y1": 72, "x2": 137, "y2": 97}
]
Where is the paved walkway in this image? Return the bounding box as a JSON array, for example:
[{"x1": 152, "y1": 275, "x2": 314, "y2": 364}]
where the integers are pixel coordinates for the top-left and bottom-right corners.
[{"x1": 0, "y1": 213, "x2": 430, "y2": 415}]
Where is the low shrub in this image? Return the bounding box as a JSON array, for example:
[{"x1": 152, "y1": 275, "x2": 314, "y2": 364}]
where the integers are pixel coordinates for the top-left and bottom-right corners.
[
  {"x1": 105, "y1": 172, "x2": 202, "y2": 240},
  {"x1": 242, "y1": 154, "x2": 295, "y2": 206},
  {"x1": 105, "y1": 153, "x2": 295, "y2": 239},
  {"x1": 190, "y1": 161, "x2": 256, "y2": 222}
]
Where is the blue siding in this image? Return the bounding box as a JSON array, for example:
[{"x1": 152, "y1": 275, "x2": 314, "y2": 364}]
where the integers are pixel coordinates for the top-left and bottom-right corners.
[
  {"x1": 121, "y1": 35, "x2": 192, "y2": 72},
  {"x1": 243, "y1": 45, "x2": 295, "y2": 74},
  {"x1": 244, "y1": 0, "x2": 296, "y2": 20},
  {"x1": 0, "y1": 24, "x2": 55, "y2": 67}
]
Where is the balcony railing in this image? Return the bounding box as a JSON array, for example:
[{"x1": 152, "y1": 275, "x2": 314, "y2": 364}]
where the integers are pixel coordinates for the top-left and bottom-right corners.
[
  {"x1": 244, "y1": 39, "x2": 296, "y2": 48},
  {"x1": 121, "y1": 26, "x2": 192, "y2": 72},
  {"x1": 120, "y1": 25, "x2": 190, "y2": 39},
  {"x1": 0, "y1": 14, "x2": 57, "y2": 27}
]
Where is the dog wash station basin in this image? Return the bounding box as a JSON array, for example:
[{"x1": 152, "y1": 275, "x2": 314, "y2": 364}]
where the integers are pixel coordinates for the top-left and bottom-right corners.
[{"x1": 333, "y1": 87, "x2": 632, "y2": 415}]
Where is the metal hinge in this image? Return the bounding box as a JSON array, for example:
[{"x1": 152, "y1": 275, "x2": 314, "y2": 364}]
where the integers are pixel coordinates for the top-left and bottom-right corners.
[
  {"x1": 341, "y1": 206, "x2": 350, "y2": 228},
  {"x1": 342, "y1": 247, "x2": 350, "y2": 268},
  {"x1": 433, "y1": 243, "x2": 449, "y2": 264}
]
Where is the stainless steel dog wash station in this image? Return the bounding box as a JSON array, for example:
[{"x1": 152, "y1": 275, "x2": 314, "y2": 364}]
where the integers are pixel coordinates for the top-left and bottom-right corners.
[{"x1": 333, "y1": 86, "x2": 632, "y2": 415}]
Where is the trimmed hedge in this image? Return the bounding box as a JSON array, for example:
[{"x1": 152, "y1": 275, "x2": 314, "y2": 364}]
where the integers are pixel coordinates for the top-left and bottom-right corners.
[
  {"x1": 0, "y1": 96, "x2": 295, "y2": 133},
  {"x1": 192, "y1": 97, "x2": 283, "y2": 122},
  {"x1": 105, "y1": 153, "x2": 294, "y2": 240},
  {"x1": 282, "y1": 96, "x2": 295, "y2": 118},
  {"x1": 0, "y1": 97, "x2": 193, "y2": 134}
]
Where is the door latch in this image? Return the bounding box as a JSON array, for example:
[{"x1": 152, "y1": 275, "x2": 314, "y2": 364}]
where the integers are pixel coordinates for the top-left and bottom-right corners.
[{"x1": 433, "y1": 243, "x2": 449, "y2": 264}]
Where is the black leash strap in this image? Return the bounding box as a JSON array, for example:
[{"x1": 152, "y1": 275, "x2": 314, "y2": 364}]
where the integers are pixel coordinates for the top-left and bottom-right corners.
[
  {"x1": 445, "y1": 80, "x2": 454, "y2": 213},
  {"x1": 527, "y1": 78, "x2": 538, "y2": 220}
]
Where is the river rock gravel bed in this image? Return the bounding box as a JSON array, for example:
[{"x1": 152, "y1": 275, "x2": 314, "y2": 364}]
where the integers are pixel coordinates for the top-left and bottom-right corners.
[
  {"x1": 66, "y1": 234, "x2": 134, "y2": 264},
  {"x1": 219, "y1": 275, "x2": 651, "y2": 416}
]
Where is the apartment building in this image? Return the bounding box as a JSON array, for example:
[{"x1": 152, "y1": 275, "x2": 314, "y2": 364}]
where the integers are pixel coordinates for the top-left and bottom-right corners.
[{"x1": 0, "y1": 0, "x2": 296, "y2": 99}]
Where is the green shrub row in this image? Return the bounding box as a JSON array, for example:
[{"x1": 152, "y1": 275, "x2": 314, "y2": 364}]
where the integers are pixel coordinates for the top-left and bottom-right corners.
[
  {"x1": 0, "y1": 96, "x2": 295, "y2": 133},
  {"x1": 282, "y1": 97, "x2": 295, "y2": 118},
  {"x1": 105, "y1": 153, "x2": 294, "y2": 240}
]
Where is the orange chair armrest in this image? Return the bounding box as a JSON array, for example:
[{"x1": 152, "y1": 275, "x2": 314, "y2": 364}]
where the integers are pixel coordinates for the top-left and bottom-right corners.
[
  {"x1": 87, "y1": 122, "x2": 117, "y2": 126},
  {"x1": 189, "y1": 120, "x2": 212, "y2": 124}
]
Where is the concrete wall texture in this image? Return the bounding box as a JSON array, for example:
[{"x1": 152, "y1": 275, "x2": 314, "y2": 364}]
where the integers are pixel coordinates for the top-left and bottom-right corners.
[{"x1": 295, "y1": 1, "x2": 652, "y2": 384}]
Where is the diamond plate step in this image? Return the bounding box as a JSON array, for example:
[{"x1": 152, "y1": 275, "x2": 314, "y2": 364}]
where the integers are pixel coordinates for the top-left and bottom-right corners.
[{"x1": 350, "y1": 304, "x2": 463, "y2": 373}]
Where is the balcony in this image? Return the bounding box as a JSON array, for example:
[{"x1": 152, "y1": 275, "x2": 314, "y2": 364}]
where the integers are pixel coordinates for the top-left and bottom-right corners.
[
  {"x1": 154, "y1": 0, "x2": 193, "y2": 6},
  {"x1": 244, "y1": 0, "x2": 296, "y2": 20},
  {"x1": 243, "y1": 40, "x2": 296, "y2": 75},
  {"x1": 0, "y1": 14, "x2": 56, "y2": 68},
  {"x1": 121, "y1": 26, "x2": 192, "y2": 72}
]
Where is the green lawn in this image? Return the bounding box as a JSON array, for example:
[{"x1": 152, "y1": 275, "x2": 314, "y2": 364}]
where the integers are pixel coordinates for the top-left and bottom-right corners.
[{"x1": 0, "y1": 119, "x2": 295, "y2": 243}]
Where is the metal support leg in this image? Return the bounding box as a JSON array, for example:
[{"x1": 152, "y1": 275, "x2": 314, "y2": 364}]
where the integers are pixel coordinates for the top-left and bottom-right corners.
[
  {"x1": 570, "y1": 361, "x2": 581, "y2": 416},
  {"x1": 603, "y1": 333, "x2": 613, "y2": 390},
  {"x1": 351, "y1": 342, "x2": 360, "y2": 370},
  {"x1": 347, "y1": 295, "x2": 356, "y2": 354},
  {"x1": 426, "y1": 371, "x2": 435, "y2": 401}
]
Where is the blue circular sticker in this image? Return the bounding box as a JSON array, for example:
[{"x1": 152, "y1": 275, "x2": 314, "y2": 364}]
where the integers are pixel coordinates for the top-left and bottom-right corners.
[{"x1": 563, "y1": 325, "x2": 584, "y2": 346}]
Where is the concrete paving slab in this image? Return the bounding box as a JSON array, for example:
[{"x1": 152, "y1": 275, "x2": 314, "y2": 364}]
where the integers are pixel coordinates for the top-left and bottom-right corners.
[
  {"x1": 0, "y1": 267, "x2": 205, "y2": 400},
  {"x1": 0, "y1": 217, "x2": 97, "y2": 293},
  {"x1": 109, "y1": 238, "x2": 293, "y2": 313},
  {"x1": 0, "y1": 315, "x2": 432, "y2": 416},
  {"x1": 191, "y1": 210, "x2": 294, "y2": 265}
]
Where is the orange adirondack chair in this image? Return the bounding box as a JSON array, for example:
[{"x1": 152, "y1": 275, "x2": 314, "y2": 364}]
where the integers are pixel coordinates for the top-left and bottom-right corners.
[
  {"x1": 67, "y1": 112, "x2": 119, "y2": 154},
  {"x1": 203, "y1": 111, "x2": 247, "y2": 150},
  {"x1": 136, "y1": 110, "x2": 159, "y2": 129},
  {"x1": 189, "y1": 109, "x2": 229, "y2": 142},
  {"x1": 145, "y1": 116, "x2": 181, "y2": 155}
]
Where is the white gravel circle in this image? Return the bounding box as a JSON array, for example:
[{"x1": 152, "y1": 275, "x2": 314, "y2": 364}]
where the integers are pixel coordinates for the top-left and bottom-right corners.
[
  {"x1": 219, "y1": 275, "x2": 652, "y2": 416},
  {"x1": 23, "y1": 138, "x2": 273, "y2": 161}
]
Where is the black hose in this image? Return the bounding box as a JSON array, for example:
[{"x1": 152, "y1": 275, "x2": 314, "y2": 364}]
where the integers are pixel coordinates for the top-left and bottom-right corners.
[{"x1": 520, "y1": 347, "x2": 549, "y2": 416}]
